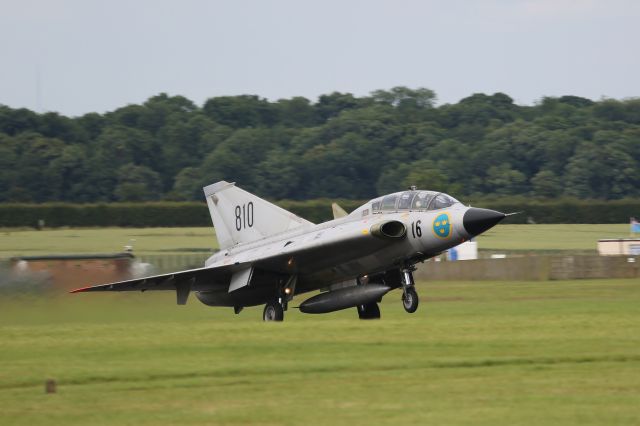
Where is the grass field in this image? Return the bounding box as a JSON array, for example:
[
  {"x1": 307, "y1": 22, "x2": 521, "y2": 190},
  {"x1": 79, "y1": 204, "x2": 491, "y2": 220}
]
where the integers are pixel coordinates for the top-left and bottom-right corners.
[
  {"x1": 0, "y1": 227, "x2": 219, "y2": 257},
  {"x1": 479, "y1": 224, "x2": 631, "y2": 253},
  {"x1": 0, "y1": 224, "x2": 633, "y2": 258},
  {"x1": 1, "y1": 279, "x2": 639, "y2": 425}
]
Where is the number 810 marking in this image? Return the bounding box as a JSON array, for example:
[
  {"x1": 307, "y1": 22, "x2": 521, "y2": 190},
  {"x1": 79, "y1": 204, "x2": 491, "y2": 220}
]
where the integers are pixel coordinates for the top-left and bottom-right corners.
[{"x1": 235, "y1": 202, "x2": 254, "y2": 231}]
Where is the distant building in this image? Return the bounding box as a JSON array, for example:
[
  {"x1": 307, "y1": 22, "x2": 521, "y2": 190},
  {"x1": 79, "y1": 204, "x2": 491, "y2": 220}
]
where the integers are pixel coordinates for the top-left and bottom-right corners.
[
  {"x1": 597, "y1": 239, "x2": 640, "y2": 256},
  {"x1": 447, "y1": 240, "x2": 478, "y2": 261},
  {"x1": 10, "y1": 253, "x2": 135, "y2": 291}
]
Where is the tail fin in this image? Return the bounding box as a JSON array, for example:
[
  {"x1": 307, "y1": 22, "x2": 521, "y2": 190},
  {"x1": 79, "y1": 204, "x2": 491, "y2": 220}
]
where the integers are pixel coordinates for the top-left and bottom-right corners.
[
  {"x1": 332, "y1": 202, "x2": 348, "y2": 219},
  {"x1": 203, "y1": 181, "x2": 314, "y2": 249}
]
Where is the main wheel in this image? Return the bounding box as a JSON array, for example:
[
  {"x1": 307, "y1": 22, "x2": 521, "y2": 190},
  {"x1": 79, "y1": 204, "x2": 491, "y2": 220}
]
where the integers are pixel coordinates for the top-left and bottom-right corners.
[
  {"x1": 402, "y1": 287, "x2": 419, "y2": 313},
  {"x1": 263, "y1": 301, "x2": 284, "y2": 322},
  {"x1": 357, "y1": 302, "x2": 381, "y2": 320}
]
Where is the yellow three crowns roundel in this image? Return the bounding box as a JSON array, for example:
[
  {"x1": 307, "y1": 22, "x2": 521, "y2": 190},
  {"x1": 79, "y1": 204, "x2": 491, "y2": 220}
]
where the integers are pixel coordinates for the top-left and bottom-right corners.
[{"x1": 432, "y1": 213, "x2": 451, "y2": 238}]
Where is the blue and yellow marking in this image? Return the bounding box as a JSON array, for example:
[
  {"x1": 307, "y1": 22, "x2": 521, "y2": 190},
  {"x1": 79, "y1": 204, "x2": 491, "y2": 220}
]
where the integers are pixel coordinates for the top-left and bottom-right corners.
[{"x1": 433, "y1": 213, "x2": 452, "y2": 239}]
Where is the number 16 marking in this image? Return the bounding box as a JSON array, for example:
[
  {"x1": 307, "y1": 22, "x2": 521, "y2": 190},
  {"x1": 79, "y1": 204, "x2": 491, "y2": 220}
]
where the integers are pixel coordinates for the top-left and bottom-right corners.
[{"x1": 411, "y1": 220, "x2": 422, "y2": 238}]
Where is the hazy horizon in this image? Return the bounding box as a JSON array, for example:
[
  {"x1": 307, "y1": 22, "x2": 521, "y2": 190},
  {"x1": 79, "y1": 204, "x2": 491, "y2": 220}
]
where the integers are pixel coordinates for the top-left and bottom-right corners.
[{"x1": 2, "y1": 0, "x2": 639, "y2": 116}]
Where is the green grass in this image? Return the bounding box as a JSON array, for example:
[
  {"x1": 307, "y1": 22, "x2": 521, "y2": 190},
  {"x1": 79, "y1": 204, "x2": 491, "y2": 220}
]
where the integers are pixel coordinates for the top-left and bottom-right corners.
[
  {"x1": 1, "y1": 279, "x2": 639, "y2": 425},
  {"x1": 476, "y1": 224, "x2": 631, "y2": 253},
  {"x1": 0, "y1": 227, "x2": 218, "y2": 257},
  {"x1": 0, "y1": 224, "x2": 634, "y2": 258}
]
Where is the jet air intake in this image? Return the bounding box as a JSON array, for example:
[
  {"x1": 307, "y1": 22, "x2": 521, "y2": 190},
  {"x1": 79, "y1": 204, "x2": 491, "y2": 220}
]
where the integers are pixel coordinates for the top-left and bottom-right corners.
[
  {"x1": 370, "y1": 220, "x2": 406, "y2": 240},
  {"x1": 299, "y1": 283, "x2": 392, "y2": 314}
]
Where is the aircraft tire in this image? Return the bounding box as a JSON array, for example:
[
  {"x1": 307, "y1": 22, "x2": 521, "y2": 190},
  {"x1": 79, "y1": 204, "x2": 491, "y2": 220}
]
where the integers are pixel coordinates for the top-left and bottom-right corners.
[
  {"x1": 263, "y1": 301, "x2": 284, "y2": 322},
  {"x1": 402, "y1": 287, "x2": 419, "y2": 313},
  {"x1": 357, "y1": 303, "x2": 380, "y2": 320}
]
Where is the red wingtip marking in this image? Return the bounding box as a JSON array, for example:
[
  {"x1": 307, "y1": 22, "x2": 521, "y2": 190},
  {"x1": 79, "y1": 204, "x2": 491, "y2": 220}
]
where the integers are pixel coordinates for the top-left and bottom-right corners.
[{"x1": 69, "y1": 286, "x2": 91, "y2": 293}]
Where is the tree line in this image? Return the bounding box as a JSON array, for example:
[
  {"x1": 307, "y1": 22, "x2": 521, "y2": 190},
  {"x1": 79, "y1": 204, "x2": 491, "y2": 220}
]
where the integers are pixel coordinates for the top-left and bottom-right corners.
[
  {"x1": 2, "y1": 199, "x2": 639, "y2": 227},
  {"x1": 1, "y1": 87, "x2": 639, "y2": 203}
]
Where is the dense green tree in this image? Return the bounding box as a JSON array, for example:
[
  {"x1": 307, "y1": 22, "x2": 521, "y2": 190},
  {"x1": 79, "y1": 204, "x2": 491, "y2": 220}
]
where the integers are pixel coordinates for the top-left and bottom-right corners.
[
  {"x1": 1, "y1": 90, "x2": 639, "y2": 203},
  {"x1": 114, "y1": 163, "x2": 163, "y2": 201},
  {"x1": 170, "y1": 167, "x2": 208, "y2": 201},
  {"x1": 315, "y1": 92, "x2": 367, "y2": 122},
  {"x1": 12, "y1": 132, "x2": 66, "y2": 202},
  {"x1": 108, "y1": 104, "x2": 147, "y2": 128},
  {"x1": 203, "y1": 95, "x2": 277, "y2": 128},
  {"x1": 199, "y1": 127, "x2": 297, "y2": 193},
  {"x1": 0, "y1": 134, "x2": 18, "y2": 201},
  {"x1": 371, "y1": 86, "x2": 436, "y2": 108},
  {"x1": 49, "y1": 144, "x2": 90, "y2": 201},
  {"x1": 300, "y1": 132, "x2": 381, "y2": 198},
  {"x1": 403, "y1": 159, "x2": 449, "y2": 192},
  {"x1": 254, "y1": 147, "x2": 302, "y2": 199},
  {"x1": 438, "y1": 93, "x2": 518, "y2": 130},
  {"x1": 557, "y1": 95, "x2": 594, "y2": 108},
  {"x1": 157, "y1": 113, "x2": 222, "y2": 186},
  {"x1": 376, "y1": 164, "x2": 411, "y2": 195},
  {"x1": 0, "y1": 106, "x2": 39, "y2": 136},
  {"x1": 531, "y1": 170, "x2": 563, "y2": 197},
  {"x1": 76, "y1": 112, "x2": 106, "y2": 141},
  {"x1": 92, "y1": 125, "x2": 157, "y2": 168},
  {"x1": 275, "y1": 97, "x2": 318, "y2": 127},
  {"x1": 564, "y1": 142, "x2": 639, "y2": 199},
  {"x1": 485, "y1": 164, "x2": 527, "y2": 196},
  {"x1": 139, "y1": 94, "x2": 198, "y2": 134}
]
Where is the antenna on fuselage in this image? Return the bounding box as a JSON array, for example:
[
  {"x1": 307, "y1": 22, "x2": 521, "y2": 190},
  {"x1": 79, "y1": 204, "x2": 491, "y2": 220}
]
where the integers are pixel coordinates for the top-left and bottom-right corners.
[{"x1": 408, "y1": 185, "x2": 417, "y2": 191}]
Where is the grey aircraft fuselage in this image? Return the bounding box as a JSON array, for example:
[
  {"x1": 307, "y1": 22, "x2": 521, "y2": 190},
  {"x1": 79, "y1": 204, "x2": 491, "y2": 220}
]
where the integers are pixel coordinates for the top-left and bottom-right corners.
[
  {"x1": 72, "y1": 181, "x2": 506, "y2": 321},
  {"x1": 199, "y1": 211, "x2": 449, "y2": 304}
]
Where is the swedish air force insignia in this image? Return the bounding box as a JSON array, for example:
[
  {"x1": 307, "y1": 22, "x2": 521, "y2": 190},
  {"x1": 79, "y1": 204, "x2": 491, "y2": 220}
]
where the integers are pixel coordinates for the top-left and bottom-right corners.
[{"x1": 433, "y1": 213, "x2": 451, "y2": 239}]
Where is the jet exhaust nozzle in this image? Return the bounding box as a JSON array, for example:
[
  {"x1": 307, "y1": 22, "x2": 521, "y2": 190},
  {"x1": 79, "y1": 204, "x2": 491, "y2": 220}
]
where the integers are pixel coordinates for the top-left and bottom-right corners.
[
  {"x1": 299, "y1": 283, "x2": 392, "y2": 314},
  {"x1": 463, "y1": 208, "x2": 506, "y2": 236},
  {"x1": 370, "y1": 220, "x2": 407, "y2": 240}
]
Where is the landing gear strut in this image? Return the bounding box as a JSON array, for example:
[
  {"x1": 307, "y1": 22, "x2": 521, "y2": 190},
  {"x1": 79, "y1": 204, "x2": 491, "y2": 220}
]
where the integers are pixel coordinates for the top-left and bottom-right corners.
[
  {"x1": 357, "y1": 302, "x2": 381, "y2": 320},
  {"x1": 401, "y1": 267, "x2": 419, "y2": 313},
  {"x1": 263, "y1": 276, "x2": 296, "y2": 322}
]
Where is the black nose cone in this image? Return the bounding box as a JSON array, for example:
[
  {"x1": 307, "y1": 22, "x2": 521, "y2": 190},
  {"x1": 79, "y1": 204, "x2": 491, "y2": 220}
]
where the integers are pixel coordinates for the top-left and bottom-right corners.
[{"x1": 463, "y1": 208, "x2": 506, "y2": 236}]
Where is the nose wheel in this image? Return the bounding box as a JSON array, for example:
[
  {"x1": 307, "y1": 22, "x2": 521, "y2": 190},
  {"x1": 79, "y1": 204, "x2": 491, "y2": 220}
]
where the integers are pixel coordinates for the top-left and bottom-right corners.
[
  {"x1": 401, "y1": 267, "x2": 419, "y2": 313},
  {"x1": 402, "y1": 286, "x2": 419, "y2": 313}
]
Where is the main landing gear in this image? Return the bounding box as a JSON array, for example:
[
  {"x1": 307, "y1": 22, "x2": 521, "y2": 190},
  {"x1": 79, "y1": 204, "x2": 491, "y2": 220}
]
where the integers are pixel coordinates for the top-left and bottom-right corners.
[
  {"x1": 263, "y1": 276, "x2": 296, "y2": 322},
  {"x1": 355, "y1": 275, "x2": 381, "y2": 320},
  {"x1": 357, "y1": 302, "x2": 381, "y2": 320},
  {"x1": 401, "y1": 266, "x2": 419, "y2": 313},
  {"x1": 263, "y1": 300, "x2": 284, "y2": 321}
]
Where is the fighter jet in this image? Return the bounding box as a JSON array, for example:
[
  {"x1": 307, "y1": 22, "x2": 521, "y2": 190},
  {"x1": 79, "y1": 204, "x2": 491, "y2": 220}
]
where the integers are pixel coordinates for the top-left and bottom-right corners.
[{"x1": 72, "y1": 181, "x2": 506, "y2": 321}]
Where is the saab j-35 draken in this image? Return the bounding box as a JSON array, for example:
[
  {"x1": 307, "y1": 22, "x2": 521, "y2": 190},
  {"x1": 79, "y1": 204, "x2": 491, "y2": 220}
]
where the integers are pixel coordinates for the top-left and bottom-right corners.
[{"x1": 72, "y1": 181, "x2": 506, "y2": 321}]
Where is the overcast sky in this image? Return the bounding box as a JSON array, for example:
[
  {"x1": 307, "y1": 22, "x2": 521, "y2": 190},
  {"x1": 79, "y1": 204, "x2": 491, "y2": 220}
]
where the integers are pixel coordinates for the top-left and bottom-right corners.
[{"x1": 1, "y1": 0, "x2": 639, "y2": 116}]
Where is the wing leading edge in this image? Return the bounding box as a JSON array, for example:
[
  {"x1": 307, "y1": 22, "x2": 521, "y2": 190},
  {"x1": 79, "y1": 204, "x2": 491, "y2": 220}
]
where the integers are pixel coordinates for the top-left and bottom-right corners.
[
  {"x1": 71, "y1": 220, "x2": 406, "y2": 303},
  {"x1": 70, "y1": 263, "x2": 244, "y2": 304}
]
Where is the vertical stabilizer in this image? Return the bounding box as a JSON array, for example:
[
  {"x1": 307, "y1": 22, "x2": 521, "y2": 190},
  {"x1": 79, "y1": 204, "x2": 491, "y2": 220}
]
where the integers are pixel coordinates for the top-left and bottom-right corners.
[
  {"x1": 203, "y1": 181, "x2": 314, "y2": 249},
  {"x1": 332, "y1": 202, "x2": 348, "y2": 219}
]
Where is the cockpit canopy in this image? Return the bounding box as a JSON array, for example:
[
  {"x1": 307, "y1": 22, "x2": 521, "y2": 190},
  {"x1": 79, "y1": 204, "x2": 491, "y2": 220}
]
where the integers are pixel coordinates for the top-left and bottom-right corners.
[{"x1": 364, "y1": 190, "x2": 460, "y2": 215}]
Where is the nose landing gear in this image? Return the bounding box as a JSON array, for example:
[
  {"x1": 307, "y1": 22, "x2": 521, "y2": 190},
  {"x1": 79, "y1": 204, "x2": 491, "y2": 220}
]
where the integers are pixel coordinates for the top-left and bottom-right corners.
[
  {"x1": 402, "y1": 286, "x2": 419, "y2": 313},
  {"x1": 401, "y1": 267, "x2": 419, "y2": 313}
]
